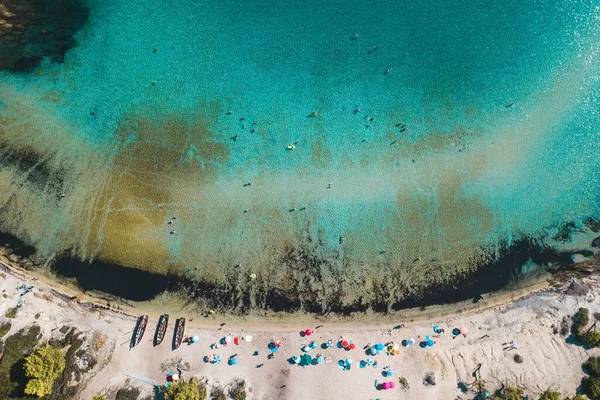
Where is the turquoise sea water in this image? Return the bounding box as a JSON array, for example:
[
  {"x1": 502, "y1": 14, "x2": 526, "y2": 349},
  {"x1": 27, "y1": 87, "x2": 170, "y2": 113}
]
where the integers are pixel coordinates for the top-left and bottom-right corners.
[{"x1": 0, "y1": 0, "x2": 599, "y2": 305}]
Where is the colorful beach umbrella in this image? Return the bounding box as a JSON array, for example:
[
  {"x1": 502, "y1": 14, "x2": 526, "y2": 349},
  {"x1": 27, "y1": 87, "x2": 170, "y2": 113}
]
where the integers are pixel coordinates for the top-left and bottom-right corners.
[
  {"x1": 460, "y1": 327, "x2": 468, "y2": 334},
  {"x1": 342, "y1": 340, "x2": 349, "y2": 348},
  {"x1": 349, "y1": 343, "x2": 356, "y2": 350},
  {"x1": 305, "y1": 329, "x2": 312, "y2": 336},
  {"x1": 382, "y1": 382, "x2": 390, "y2": 390},
  {"x1": 191, "y1": 335, "x2": 199, "y2": 343},
  {"x1": 389, "y1": 381, "x2": 395, "y2": 389}
]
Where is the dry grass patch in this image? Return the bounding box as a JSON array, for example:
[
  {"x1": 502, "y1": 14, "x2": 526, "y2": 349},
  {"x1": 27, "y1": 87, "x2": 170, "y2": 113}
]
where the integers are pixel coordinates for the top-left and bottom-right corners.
[{"x1": 93, "y1": 332, "x2": 109, "y2": 351}]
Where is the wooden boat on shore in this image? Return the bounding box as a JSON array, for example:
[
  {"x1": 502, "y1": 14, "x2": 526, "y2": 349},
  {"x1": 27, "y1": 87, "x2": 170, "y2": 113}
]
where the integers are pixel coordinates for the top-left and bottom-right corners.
[
  {"x1": 130, "y1": 315, "x2": 148, "y2": 348},
  {"x1": 154, "y1": 314, "x2": 169, "y2": 346},
  {"x1": 173, "y1": 317, "x2": 185, "y2": 350}
]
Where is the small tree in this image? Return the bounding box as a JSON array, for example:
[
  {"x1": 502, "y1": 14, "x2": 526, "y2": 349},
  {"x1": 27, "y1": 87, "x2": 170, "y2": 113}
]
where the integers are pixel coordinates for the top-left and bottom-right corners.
[
  {"x1": 572, "y1": 308, "x2": 590, "y2": 336},
  {"x1": 582, "y1": 376, "x2": 600, "y2": 399},
  {"x1": 92, "y1": 396, "x2": 107, "y2": 400},
  {"x1": 571, "y1": 395, "x2": 589, "y2": 400},
  {"x1": 24, "y1": 345, "x2": 66, "y2": 397},
  {"x1": 165, "y1": 377, "x2": 205, "y2": 400},
  {"x1": 539, "y1": 389, "x2": 561, "y2": 400},
  {"x1": 229, "y1": 379, "x2": 247, "y2": 400},
  {"x1": 583, "y1": 331, "x2": 600, "y2": 348},
  {"x1": 584, "y1": 357, "x2": 600, "y2": 377},
  {"x1": 497, "y1": 386, "x2": 525, "y2": 400}
]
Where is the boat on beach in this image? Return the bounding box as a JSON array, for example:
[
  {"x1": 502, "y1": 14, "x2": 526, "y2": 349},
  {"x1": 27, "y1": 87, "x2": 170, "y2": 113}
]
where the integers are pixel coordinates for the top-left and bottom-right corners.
[
  {"x1": 154, "y1": 314, "x2": 169, "y2": 346},
  {"x1": 130, "y1": 315, "x2": 148, "y2": 348},
  {"x1": 173, "y1": 317, "x2": 185, "y2": 350}
]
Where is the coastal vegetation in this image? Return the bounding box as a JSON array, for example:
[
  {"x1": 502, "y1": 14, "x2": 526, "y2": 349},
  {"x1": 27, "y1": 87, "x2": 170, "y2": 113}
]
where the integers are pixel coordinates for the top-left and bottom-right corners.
[
  {"x1": 572, "y1": 308, "x2": 590, "y2": 336},
  {"x1": 0, "y1": 325, "x2": 41, "y2": 398},
  {"x1": 496, "y1": 386, "x2": 525, "y2": 400},
  {"x1": 5, "y1": 307, "x2": 18, "y2": 319},
  {"x1": 582, "y1": 356, "x2": 600, "y2": 399},
  {"x1": 115, "y1": 387, "x2": 141, "y2": 400},
  {"x1": 538, "y1": 389, "x2": 561, "y2": 400},
  {"x1": 0, "y1": 322, "x2": 11, "y2": 337},
  {"x1": 24, "y1": 345, "x2": 66, "y2": 397},
  {"x1": 163, "y1": 377, "x2": 206, "y2": 400},
  {"x1": 228, "y1": 379, "x2": 247, "y2": 400}
]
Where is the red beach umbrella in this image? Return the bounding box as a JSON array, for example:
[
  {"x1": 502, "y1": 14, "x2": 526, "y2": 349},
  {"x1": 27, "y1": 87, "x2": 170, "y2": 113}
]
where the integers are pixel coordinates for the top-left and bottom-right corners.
[
  {"x1": 341, "y1": 340, "x2": 349, "y2": 348},
  {"x1": 349, "y1": 343, "x2": 356, "y2": 350},
  {"x1": 305, "y1": 329, "x2": 312, "y2": 336}
]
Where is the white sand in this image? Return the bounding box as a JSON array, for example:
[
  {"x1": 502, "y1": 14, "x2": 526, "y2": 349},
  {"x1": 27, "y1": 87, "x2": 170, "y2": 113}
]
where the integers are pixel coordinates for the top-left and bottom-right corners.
[{"x1": 0, "y1": 262, "x2": 598, "y2": 400}]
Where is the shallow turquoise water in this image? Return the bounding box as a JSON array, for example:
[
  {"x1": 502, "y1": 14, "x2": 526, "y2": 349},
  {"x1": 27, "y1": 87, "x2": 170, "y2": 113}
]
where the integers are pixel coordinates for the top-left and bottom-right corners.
[{"x1": 0, "y1": 0, "x2": 599, "y2": 297}]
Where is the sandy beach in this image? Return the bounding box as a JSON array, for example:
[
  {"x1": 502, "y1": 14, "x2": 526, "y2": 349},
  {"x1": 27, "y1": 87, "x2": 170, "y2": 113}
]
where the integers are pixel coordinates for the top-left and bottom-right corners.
[{"x1": 1, "y1": 259, "x2": 598, "y2": 400}]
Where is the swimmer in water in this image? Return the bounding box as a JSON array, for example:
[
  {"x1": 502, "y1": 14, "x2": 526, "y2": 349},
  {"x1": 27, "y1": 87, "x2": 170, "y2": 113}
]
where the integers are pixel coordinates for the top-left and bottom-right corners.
[
  {"x1": 308, "y1": 111, "x2": 318, "y2": 117},
  {"x1": 366, "y1": 44, "x2": 380, "y2": 54},
  {"x1": 384, "y1": 67, "x2": 392, "y2": 75}
]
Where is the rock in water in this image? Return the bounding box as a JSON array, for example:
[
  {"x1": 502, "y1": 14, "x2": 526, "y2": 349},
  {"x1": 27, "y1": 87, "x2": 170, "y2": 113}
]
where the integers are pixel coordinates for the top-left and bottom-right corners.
[
  {"x1": 0, "y1": 0, "x2": 89, "y2": 71},
  {"x1": 592, "y1": 236, "x2": 600, "y2": 247}
]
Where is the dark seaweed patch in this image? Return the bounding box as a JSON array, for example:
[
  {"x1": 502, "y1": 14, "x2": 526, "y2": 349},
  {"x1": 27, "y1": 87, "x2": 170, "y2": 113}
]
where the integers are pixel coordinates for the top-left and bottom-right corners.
[{"x1": 0, "y1": 0, "x2": 89, "y2": 72}]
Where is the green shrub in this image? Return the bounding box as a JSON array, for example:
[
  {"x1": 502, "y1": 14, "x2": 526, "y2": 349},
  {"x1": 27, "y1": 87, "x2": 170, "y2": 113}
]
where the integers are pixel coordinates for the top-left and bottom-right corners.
[
  {"x1": 571, "y1": 395, "x2": 589, "y2": 400},
  {"x1": 34, "y1": 313, "x2": 40, "y2": 319},
  {"x1": 229, "y1": 379, "x2": 247, "y2": 400},
  {"x1": 24, "y1": 345, "x2": 66, "y2": 397},
  {"x1": 583, "y1": 331, "x2": 600, "y2": 348},
  {"x1": 115, "y1": 387, "x2": 140, "y2": 400},
  {"x1": 92, "y1": 396, "x2": 106, "y2": 400},
  {"x1": 164, "y1": 377, "x2": 204, "y2": 400},
  {"x1": 5, "y1": 308, "x2": 17, "y2": 319},
  {"x1": 582, "y1": 376, "x2": 600, "y2": 399},
  {"x1": 584, "y1": 357, "x2": 600, "y2": 377},
  {"x1": 0, "y1": 325, "x2": 41, "y2": 399},
  {"x1": 539, "y1": 389, "x2": 561, "y2": 400},
  {"x1": 497, "y1": 386, "x2": 525, "y2": 400},
  {"x1": 211, "y1": 386, "x2": 227, "y2": 400},
  {"x1": 0, "y1": 322, "x2": 11, "y2": 337},
  {"x1": 572, "y1": 308, "x2": 590, "y2": 336}
]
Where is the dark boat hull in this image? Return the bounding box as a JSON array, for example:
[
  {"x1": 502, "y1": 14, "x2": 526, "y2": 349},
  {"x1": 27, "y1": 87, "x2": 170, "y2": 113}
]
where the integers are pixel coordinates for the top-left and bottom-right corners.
[
  {"x1": 172, "y1": 317, "x2": 185, "y2": 350},
  {"x1": 130, "y1": 315, "x2": 148, "y2": 348},
  {"x1": 154, "y1": 314, "x2": 169, "y2": 346}
]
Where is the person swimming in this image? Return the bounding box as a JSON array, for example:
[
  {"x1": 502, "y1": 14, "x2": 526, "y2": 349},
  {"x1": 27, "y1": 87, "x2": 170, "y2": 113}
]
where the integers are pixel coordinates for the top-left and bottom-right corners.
[{"x1": 367, "y1": 44, "x2": 380, "y2": 54}]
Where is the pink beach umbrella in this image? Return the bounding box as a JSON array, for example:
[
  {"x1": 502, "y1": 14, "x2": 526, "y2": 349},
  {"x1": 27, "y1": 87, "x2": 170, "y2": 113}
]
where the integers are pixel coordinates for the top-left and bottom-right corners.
[
  {"x1": 382, "y1": 382, "x2": 390, "y2": 390},
  {"x1": 305, "y1": 329, "x2": 312, "y2": 336},
  {"x1": 460, "y1": 327, "x2": 468, "y2": 335},
  {"x1": 389, "y1": 381, "x2": 395, "y2": 389}
]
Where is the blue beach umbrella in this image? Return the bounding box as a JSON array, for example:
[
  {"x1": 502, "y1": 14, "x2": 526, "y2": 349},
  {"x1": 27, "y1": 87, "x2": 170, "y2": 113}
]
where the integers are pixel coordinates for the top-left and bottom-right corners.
[
  {"x1": 376, "y1": 343, "x2": 384, "y2": 351},
  {"x1": 426, "y1": 340, "x2": 434, "y2": 347},
  {"x1": 229, "y1": 357, "x2": 238, "y2": 366}
]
